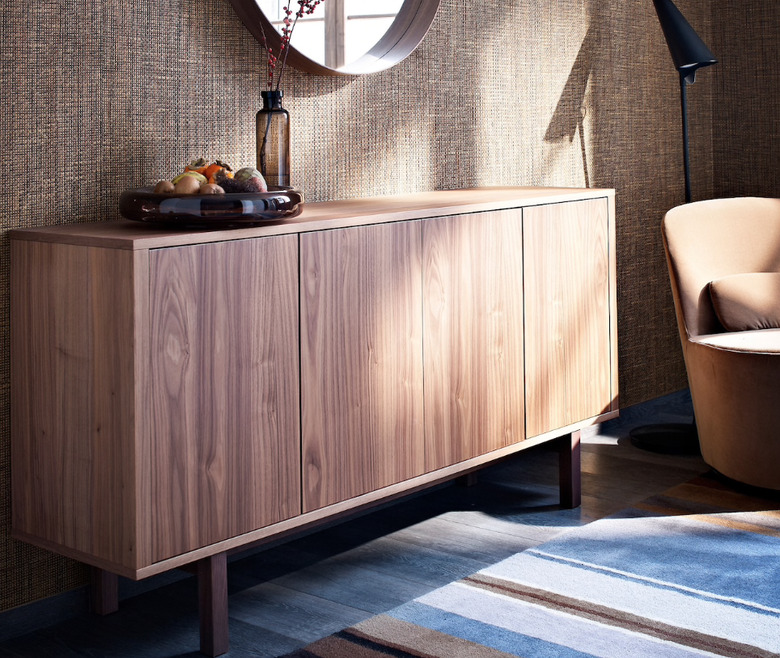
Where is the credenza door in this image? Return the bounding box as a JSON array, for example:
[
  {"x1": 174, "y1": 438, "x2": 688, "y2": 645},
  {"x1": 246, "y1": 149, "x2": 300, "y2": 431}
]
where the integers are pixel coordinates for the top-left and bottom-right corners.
[
  {"x1": 523, "y1": 199, "x2": 613, "y2": 438},
  {"x1": 300, "y1": 222, "x2": 425, "y2": 512},
  {"x1": 422, "y1": 209, "x2": 526, "y2": 471},
  {"x1": 146, "y1": 236, "x2": 301, "y2": 562}
]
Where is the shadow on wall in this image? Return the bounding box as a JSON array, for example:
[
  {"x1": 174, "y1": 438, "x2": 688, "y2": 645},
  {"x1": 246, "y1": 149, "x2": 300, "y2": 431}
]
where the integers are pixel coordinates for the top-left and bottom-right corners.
[{"x1": 544, "y1": 21, "x2": 603, "y2": 188}]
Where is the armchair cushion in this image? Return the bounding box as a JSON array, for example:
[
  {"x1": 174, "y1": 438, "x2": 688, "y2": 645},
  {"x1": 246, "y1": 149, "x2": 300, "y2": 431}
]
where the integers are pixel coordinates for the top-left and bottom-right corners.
[
  {"x1": 708, "y1": 272, "x2": 780, "y2": 332},
  {"x1": 693, "y1": 328, "x2": 780, "y2": 354}
]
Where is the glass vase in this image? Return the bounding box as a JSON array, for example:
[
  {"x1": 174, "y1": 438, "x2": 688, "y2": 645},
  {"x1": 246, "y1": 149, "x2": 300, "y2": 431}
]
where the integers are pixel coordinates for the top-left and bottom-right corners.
[{"x1": 256, "y1": 90, "x2": 290, "y2": 188}]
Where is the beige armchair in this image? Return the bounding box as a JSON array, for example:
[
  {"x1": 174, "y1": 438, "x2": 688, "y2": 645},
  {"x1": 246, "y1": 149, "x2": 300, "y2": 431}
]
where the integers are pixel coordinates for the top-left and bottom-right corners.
[{"x1": 663, "y1": 196, "x2": 780, "y2": 491}]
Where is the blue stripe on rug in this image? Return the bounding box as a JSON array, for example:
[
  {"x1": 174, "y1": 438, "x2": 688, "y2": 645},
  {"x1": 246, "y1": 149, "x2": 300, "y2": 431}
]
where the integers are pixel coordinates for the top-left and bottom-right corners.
[
  {"x1": 525, "y1": 547, "x2": 780, "y2": 616},
  {"x1": 521, "y1": 513, "x2": 780, "y2": 610},
  {"x1": 389, "y1": 600, "x2": 596, "y2": 658}
]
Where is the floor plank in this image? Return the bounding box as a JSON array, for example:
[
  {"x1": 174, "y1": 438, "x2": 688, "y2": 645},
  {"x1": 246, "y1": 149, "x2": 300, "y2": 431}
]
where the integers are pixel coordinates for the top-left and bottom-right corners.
[
  {"x1": 265, "y1": 560, "x2": 437, "y2": 614},
  {"x1": 228, "y1": 582, "x2": 370, "y2": 644}
]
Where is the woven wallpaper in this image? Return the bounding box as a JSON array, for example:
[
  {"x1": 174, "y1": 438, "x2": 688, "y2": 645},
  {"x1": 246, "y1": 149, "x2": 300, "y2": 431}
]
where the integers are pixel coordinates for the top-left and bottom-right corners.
[
  {"x1": 713, "y1": 2, "x2": 780, "y2": 196},
  {"x1": 0, "y1": 0, "x2": 777, "y2": 612}
]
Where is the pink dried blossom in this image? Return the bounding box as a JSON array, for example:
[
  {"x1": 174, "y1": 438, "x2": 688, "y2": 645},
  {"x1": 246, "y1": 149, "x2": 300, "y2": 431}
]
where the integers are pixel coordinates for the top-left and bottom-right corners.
[{"x1": 259, "y1": 0, "x2": 324, "y2": 90}]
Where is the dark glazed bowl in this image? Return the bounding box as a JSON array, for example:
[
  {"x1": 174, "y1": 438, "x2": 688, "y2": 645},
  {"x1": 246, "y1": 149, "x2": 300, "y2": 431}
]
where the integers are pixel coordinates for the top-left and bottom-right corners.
[{"x1": 119, "y1": 186, "x2": 304, "y2": 228}]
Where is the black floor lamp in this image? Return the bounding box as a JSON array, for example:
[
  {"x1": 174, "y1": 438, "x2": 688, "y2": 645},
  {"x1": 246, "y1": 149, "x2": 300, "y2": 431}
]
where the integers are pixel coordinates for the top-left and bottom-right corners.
[
  {"x1": 629, "y1": 0, "x2": 717, "y2": 454},
  {"x1": 653, "y1": 0, "x2": 717, "y2": 202}
]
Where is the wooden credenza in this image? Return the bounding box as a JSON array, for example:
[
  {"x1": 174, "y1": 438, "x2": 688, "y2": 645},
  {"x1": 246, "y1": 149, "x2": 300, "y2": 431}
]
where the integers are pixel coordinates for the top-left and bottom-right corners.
[{"x1": 10, "y1": 187, "x2": 617, "y2": 654}]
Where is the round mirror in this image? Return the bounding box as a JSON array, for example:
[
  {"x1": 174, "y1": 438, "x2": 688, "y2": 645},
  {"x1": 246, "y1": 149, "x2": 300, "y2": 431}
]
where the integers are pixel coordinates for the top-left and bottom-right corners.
[{"x1": 229, "y1": 0, "x2": 441, "y2": 75}]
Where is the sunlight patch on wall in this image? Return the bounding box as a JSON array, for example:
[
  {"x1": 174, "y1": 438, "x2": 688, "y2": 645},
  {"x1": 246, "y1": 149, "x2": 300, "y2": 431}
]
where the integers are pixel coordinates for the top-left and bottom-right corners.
[{"x1": 475, "y1": 1, "x2": 592, "y2": 189}]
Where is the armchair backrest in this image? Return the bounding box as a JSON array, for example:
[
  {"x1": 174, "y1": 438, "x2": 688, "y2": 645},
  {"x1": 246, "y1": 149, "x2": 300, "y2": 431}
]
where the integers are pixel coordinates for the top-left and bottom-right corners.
[{"x1": 662, "y1": 197, "x2": 780, "y2": 338}]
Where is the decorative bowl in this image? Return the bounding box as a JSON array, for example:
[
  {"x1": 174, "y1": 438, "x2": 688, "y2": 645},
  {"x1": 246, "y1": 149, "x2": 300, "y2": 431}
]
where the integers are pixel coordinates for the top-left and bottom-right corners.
[{"x1": 119, "y1": 186, "x2": 304, "y2": 228}]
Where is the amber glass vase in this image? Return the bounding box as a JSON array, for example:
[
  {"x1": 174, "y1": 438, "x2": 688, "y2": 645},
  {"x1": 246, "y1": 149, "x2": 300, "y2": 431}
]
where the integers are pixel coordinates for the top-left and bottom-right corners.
[{"x1": 256, "y1": 90, "x2": 290, "y2": 188}]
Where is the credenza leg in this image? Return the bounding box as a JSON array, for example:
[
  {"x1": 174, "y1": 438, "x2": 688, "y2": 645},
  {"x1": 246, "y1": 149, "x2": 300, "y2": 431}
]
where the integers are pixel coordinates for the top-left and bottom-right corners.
[
  {"x1": 197, "y1": 552, "x2": 229, "y2": 657},
  {"x1": 456, "y1": 472, "x2": 479, "y2": 487},
  {"x1": 558, "y1": 430, "x2": 582, "y2": 509},
  {"x1": 90, "y1": 567, "x2": 119, "y2": 615}
]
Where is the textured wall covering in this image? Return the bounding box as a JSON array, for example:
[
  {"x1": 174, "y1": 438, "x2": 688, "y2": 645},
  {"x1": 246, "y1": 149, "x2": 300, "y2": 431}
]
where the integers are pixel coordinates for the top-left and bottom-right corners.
[
  {"x1": 712, "y1": 1, "x2": 780, "y2": 197},
  {"x1": 0, "y1": 0, "x2": 776, "y2": 613}
]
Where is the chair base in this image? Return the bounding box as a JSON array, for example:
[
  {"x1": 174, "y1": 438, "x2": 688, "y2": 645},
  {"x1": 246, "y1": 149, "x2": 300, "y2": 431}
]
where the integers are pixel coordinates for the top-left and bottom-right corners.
[
  {"x1": 629, "y1": 422, "x2": 700, "y2": 455},
  {"x1": 707, "y1": 467, "x2": 780, "y2": 497}
]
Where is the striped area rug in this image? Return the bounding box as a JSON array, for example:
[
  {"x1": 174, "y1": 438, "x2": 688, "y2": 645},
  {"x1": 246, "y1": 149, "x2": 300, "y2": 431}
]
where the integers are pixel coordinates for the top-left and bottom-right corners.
[{"x1": 286, "y1": 475, "x2": 780, "y2": 657}]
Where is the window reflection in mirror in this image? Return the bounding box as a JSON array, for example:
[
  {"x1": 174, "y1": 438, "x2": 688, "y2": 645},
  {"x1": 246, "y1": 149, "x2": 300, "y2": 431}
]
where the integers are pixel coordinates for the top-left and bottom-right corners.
[{"x1": 258, "y1": 0, "x2": 404, "y2": 70}]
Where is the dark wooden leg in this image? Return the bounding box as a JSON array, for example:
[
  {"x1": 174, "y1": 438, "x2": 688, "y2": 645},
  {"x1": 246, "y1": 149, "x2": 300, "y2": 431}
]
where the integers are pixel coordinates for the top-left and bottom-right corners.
[
  {"x1": 197, "y1": 552, "x2": 229, "y2": 657},
  {"x1": 558, "y1": 430, "x2": 582, "y2": 509},
  {"x1": 90, "y1": 567, "x2": 119, "y2": 615},
  {"x1": 456, "y1": 472, "x2": 479, "y2": 487}
]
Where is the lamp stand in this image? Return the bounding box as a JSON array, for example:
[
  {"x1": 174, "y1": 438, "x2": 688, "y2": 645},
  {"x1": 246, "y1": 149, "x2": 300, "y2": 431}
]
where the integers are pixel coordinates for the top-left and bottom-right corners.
[
  {"x1": 680, "y1": 73, "x2": 692, "y2": 204},
  {"x1": 629, "y1": 72, "x2": 701, "y2": 456},
  {"x1": 632, "y1": 0, "x2": 716, "y2": 457},
  {"x1": 629, "y1": 420, "x2": 699, "y2": 455},
  {"x1": 630, "y1": 73, "x2": 701, "y2": 456}
]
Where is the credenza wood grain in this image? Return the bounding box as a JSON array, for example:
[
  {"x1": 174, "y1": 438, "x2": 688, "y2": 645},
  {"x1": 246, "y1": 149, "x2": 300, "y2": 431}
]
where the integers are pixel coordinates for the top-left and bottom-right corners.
[
  {"x1": 8, "y1": 187, "x2": 616, "y2": 251},
  {"x1": 146, "y1": 236, "x2": 301, "y2": 562},
  {"x1": 523, "y1": 198, "x2": 613, "y2": 438},
  {"x1": 422, "y1": 209, "x2": 526, "y2": 471},
  {"x1": 11, "y1": 241, "x2": 140, "y2": 569},
  {"x1": 11, "y1": 187, "x2": 617, "y2": 583},
  {"x1": 300, "y1": 222, "x2": 425, "y2": 512}
]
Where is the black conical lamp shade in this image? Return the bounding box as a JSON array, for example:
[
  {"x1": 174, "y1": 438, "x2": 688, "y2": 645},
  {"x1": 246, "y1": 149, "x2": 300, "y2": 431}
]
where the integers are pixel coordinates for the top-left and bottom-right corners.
[{"x1": 653, "y1": 0, "x2": 717, "y2": 82}]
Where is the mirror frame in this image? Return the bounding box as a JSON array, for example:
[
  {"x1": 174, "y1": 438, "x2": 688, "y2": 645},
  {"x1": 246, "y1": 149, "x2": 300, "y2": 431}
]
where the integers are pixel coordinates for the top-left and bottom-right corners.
[{"x1": 229, "y1": 0, "x2": 441, "y2": 76}]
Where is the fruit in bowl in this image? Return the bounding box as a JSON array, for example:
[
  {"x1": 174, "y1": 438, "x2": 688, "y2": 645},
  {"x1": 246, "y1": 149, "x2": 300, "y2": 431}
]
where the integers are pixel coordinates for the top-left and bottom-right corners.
[{"x1": 152, "y1": 159, "x2": 268, "y2": 195}]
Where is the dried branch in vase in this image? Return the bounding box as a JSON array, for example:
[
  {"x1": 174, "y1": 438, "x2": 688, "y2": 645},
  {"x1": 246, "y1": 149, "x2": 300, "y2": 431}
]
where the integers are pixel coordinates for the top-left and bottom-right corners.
[{"x1": 258, "y1": 0, "x2": 324, "y2": 91}]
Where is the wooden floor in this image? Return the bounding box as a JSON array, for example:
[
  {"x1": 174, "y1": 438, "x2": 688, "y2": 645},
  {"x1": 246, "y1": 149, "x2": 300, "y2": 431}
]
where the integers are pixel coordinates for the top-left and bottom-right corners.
[{"x1": 0, "y1": 392, "x2": 708, "y2": 657}]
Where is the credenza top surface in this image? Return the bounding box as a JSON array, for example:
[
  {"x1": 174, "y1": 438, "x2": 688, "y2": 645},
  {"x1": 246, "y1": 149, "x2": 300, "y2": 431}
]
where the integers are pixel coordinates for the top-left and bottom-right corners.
[{"x1": 10, "y1": 186, "x2": 614, "y2": 250}]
